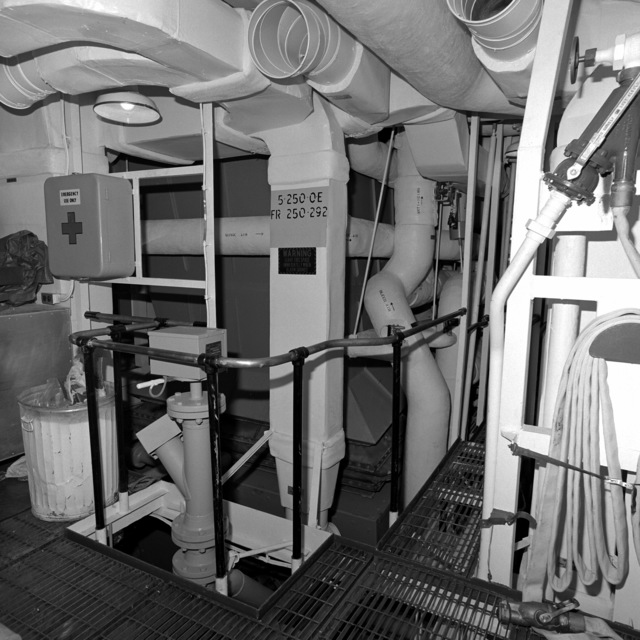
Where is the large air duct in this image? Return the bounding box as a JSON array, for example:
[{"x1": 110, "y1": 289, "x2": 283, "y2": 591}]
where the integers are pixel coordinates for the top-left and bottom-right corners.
[
  {"x1": 248, "y1": 0, "x2": 391, "y2": 123},
  {"x1": 0, "y1": 0, "x2": 265, "y2": 109},
  {"x1": 447, "y1": 0, "x2": 543, "y2": 62},
  {"x1": 446, "y1": 0, "x2": 543, "y2": 101},
  {"x1": 312, "y1": 0, "x2": 519, "y2": 114}
]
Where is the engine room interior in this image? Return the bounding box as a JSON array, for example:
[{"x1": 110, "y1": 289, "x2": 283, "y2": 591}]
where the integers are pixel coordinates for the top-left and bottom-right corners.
[{"x1": 3, "y1": 1, "x2": 640, "y2": 638}]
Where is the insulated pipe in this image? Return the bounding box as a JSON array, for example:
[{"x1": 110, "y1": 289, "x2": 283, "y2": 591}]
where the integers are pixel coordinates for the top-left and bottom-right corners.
[
  {"x1": 313, "y1": 0, "x2": 519, "y2": 114},
  {"x1": 347, "y1": 139, "x2": 398, "y2": 183},
  {"x1": 435, "y1": 272, "x2": 465, "y2": 422},
  {"x1": 141, "y1": 216, "x2": 396, "y2": 258},
  {"x1": 363, "y1": 133, "x2": 449, "y2": 503}
]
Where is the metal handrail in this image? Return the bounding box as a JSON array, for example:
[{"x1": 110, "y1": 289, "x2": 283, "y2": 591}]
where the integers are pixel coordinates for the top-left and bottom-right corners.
[
  {"x1": 71, "y1": 306, "x2": 466, "y2": 592},
  {"x1": 73, "y1": 308, "x2": 466, "y2": 369}
]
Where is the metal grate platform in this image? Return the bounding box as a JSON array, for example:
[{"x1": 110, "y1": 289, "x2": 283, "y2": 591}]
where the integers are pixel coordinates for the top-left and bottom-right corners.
[
  {"x1": 3, "y1": 439, "x2": 640, "y2": 640},
  {"x1": 0, "y1": 536, "x2": 280, "y2": 640},
  {"x1": 263, "y1": 541, "x2": 370, "y2": 639},
  {"x1": 320, "y1": 554, "x2": 526, "y2": 640},
  {"x1": 378, "y1": 440, "x2": 484, "y2": 576},
  {"x1": 0, "y1": 512, "x2": 64, "y2": 569}
]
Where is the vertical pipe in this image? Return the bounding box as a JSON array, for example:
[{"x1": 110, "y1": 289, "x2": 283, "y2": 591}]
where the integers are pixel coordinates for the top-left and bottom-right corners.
[
  {"x1": 206, "y1": 366, "x2": 228, "y2": 595},
  {"x1": 450, "y1": 116, "x2": 480, "y2": 445},
  {"x1": 389, "y1": 334, "x2": 403, "y2": 524},
  {"x1": 111, "y1": 330, "x2": 129, "y2": 510},
  {"x1": 461, "y1": 128, "x2": 497, "y2": 434},
  {"x1": 82, "y1": 345, "x2": 107, "y2": 543},
  {"x1": 202, "y1": 103, "x2": 217, "y2": 328},
  {"x1": 291, "y1": 353, "x2": 305, "y2": 571},
  {"x1": 477, "y1": 125, "x2": 504, "y2": 426}
]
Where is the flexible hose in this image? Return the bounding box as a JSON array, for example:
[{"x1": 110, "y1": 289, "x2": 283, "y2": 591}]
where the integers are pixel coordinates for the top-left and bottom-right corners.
[{"x1": 544, "y1": 309, "x2": 640, "y2": 592}]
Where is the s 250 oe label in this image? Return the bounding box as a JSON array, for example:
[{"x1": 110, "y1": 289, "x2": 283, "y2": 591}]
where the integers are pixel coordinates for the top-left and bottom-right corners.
[{"x1": 270, "y1": 187, "x2": 329, "y2": 248}]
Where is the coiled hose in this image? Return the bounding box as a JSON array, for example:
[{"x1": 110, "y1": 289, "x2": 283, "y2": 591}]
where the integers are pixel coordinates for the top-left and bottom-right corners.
[{"x1": 545, "y1": 308, "x2": 640, "y2": 593}]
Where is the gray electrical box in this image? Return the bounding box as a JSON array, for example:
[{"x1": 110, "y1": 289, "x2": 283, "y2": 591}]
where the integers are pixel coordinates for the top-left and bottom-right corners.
[
  {"x1": 149, "y1": 327, "x2": 227, "y2": 381},
  {"x1": 44, "y1": 173, "x2": 134, "y2": 279}
]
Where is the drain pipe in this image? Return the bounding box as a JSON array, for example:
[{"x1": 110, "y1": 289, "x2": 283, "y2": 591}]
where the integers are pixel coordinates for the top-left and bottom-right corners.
[
  {"x1": 364, "y1": 132, "x2": 449, "y2": 503},
  {"x1": 137, "y1": 385, "x2": 272, "y2": 605}
]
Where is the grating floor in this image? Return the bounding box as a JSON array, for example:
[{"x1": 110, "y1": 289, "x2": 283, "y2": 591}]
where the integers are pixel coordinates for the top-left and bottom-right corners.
[
  {"x1": 2, "y1": 439, "x2": 640, "y2": 640},
  {"x1": 378, "y1": 440, "x2": 484, "y2": 576}
]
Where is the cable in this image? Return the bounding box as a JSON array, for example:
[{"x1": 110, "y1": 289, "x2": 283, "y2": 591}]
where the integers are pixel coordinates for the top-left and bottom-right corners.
[
  {"x1": 352, "y1": 128, "x2": 396, "y2": 336},
  {"x1": 544, "y1": 309, "x2": 640, "y2": 593},
  {"x1": 613, "y1": 206, "x2": 640, "y2": 277},
  {"x1": 432, "y1": 202, "x2": 444, "y2": 318}
]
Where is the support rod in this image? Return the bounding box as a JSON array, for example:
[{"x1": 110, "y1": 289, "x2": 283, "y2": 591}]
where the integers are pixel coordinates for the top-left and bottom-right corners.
[
  {"x1": 82, "y1": 345, "x2": 107, "y2": 541},
  {"x1": 291, "y1": 349, "x2": 307, "y2": 571},
  {"x1": 206, "y1": 366, "x2": 228, "y2": 594},
  {"x1": 389, "y1": 332, "x2": 404, "y2": 524},
  {"x1": 110, "y1": 328, "x2": 129, "y2": 501}
]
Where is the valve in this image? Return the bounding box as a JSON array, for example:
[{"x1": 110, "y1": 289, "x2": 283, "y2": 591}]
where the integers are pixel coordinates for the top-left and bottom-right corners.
[{"x1": 498, "y1": 599, "x2": 585, "y2": 633}]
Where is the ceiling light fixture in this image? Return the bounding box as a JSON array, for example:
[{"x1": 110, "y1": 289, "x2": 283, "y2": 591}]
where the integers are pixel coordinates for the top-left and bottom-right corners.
[{"x1": 93, "y1": 91, "x2": 161, "y2": 125}]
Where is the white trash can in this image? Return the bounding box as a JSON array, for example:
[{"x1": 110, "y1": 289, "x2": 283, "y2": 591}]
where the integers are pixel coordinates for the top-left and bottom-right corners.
[{"x1": 17, "y1": 383, "x2": 117, "y2": 521}]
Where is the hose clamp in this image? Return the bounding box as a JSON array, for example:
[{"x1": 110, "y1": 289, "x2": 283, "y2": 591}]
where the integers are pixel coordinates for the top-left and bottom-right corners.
[{"x1": 605, "y1": 476, "x2": 634, "y2": 491}]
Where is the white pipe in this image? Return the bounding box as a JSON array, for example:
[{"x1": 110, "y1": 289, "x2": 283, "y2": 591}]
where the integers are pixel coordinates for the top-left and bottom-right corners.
[
  {"x1": 141, "y1": 215, "x2": 396, "y2": 258},
  {"x1": 435, "y1": 272, "x2": 465, "y2": 423},
  {"x1": 461, "y1": 129, "x2": 497, "y2": 433},
  {"x1": 313, "y1": 0, "x2": 519, "y2": 114},
  {"x1": 347, "y1": 138, "x2": 398, "y2": 183},
  {"x1": 363, "y1": 132, "x2": 449, "y2": 503},
  {"x1": 482, "y1": 190, "x2": 571, "y2": 570}
]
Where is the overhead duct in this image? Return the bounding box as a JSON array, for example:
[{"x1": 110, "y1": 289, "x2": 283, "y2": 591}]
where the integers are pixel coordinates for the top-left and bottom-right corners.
[
  {"x1": 447, "y1": 0, "x2": 542, "y2": 61},
  {"x1": 248, "y1": 0, "x2": 391, "y2": 123},
  {"x1": 312, "y1": 0, "x2": 520, "y2": 114},
  {"x1": 0, "y1": 0, "x2": 267, "y2": 109},
  {"x1": 446, "y1": 0, "x2": 543, "y2": 101}
]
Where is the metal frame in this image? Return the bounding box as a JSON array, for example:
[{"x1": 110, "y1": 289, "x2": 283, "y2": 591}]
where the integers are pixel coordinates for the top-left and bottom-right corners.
[{"x1": 106, "y1": 165, "x2": 206, "y2": 290}]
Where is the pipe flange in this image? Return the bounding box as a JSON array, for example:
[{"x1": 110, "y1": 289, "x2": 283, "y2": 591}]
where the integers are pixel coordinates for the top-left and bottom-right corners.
[
  {"x1": 167, "y1": 391, "x2": 212, "y2": 421},
  {"x1": 172, "y1": 547, "x2": 217, "y2": 586},
  {"x1": 543, "y1": 158, "x2": 600, "y2": 205},
  {"x1": 171, "y1": 512, "x2": 217, "y2": 549}
]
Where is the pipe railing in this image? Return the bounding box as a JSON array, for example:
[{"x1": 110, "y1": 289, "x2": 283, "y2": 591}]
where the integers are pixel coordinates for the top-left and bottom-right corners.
[{"x1": 71, "y1": 306, "x2": 466, "y2": 590}]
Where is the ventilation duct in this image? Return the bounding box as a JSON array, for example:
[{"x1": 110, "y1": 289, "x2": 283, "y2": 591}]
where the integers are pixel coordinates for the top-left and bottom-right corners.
[
  {"x1": 446, "y1": 0, "x2": 543, "y2": 101},
  {"x1": 312, "y1": 0, "x2": 519, "y2": 114},
  {"x1": 248, "y1": 0, "x2": 391, "y2": 123},
  {"x1": 447, "y1": 0, "x2": 543, "y2": 62},
  {"x1": 0, "y1": 0, "x2": 263, "y2": 109}
]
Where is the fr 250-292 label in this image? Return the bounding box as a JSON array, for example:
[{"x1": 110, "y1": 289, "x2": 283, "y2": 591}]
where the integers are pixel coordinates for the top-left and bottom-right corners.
[{"x1": 270, "y1": 187, "x2": 329, "y2": 248}]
